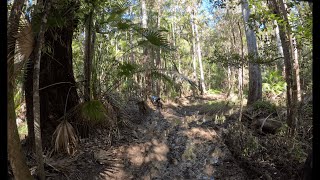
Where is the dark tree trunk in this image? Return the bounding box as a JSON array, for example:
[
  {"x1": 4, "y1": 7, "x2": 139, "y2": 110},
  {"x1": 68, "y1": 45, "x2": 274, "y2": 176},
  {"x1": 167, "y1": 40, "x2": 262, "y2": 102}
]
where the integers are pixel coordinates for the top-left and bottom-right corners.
[
  {"x1": 24, "y1": 57, "x2": 35, "y2": 151},
  {"x1": 37, "y1": 1, "x2": 80, "y2": 147},
  {"x1": 84, "y1": 10, "x2": 93, "y2": 102},
  {"x1": 302, "y1": 151, "x2": 312, "y2": 180},
  {"x1": 269, "y1": 0, "x2": 297, "y2": 136}
]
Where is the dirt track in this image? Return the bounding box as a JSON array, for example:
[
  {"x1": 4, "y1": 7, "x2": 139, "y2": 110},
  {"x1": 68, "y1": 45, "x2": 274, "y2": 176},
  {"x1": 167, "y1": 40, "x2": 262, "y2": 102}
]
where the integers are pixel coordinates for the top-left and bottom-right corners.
[{"x1": 39, "y1": 95, "x2": 247, "y2": 180}]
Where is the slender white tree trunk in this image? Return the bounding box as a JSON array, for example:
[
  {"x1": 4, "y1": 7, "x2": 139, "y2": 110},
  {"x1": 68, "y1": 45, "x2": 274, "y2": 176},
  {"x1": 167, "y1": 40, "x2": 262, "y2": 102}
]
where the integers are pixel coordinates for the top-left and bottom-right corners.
[
  {"x1": 241, "y1": 0, "x2": 262, "y2": 105},
  {"x1": 129, "y1": 4, "x2": 134, "y2": 63},
  {"x1": 141, "y1": 0, "x2": 147, "y2": 29},
  {"x1": 193, "y1": 7, "x2": 206, "y2": 94},
  {"x1": 141, "y1": 0, "x2": 150, "y2": 98},
  {"x1": 190, "y1": 15, "x2": 197, "y2": 82},
  {"x1": 274, "y1": 20, "x2": 285, "y2": 74},
  {"x1": 237, "y1": 22, "x2": 245, "y2": 122},
  {"x1": 33, "y1": 1, "x2": 50, "y2": 179},
  {"x1": 292, "y1": 37, "x2": 301, "y2": 101}
]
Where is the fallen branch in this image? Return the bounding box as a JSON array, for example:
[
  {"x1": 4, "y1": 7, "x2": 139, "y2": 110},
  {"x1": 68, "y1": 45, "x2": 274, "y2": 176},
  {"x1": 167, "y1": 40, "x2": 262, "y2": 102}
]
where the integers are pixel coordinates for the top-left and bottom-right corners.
[{"x1": 259, "y1": 113, "x2": 274, "y2": 132}]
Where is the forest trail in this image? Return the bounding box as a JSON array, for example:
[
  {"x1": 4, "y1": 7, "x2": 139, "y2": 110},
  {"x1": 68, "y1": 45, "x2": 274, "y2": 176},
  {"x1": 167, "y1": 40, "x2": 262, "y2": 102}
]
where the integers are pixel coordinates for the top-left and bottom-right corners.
[{"x1": 42, "y1": 94, "x2": 248, "y2": 180}]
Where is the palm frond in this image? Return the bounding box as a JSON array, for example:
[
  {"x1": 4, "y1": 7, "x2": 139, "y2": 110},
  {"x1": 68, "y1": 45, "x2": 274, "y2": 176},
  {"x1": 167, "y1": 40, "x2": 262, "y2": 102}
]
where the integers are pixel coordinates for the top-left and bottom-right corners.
[
  {"x1": 115, "y1": 20, "x2": 133, "y2": 30},
  {"x1": 110, "y1": 1, "x2": 128, "y2": 14},
  {"x1": 143, "y1": 29, "x2": 171, "y2": 49},
  {"x1": 52, "y1": 120, "x2": 78, "y2": 155},
  {"x1": 105, "y1": 2, "x2": 129, "y2": 23},
  {"x1": 15, "y1": 18, "x2": 34, "y2": 56},
  {"x1": 8, "y1": 19, "x2": 35, "y2": 78},
  {"x1": 134, "y1": 28, "x2": 173, "y2": 50}
]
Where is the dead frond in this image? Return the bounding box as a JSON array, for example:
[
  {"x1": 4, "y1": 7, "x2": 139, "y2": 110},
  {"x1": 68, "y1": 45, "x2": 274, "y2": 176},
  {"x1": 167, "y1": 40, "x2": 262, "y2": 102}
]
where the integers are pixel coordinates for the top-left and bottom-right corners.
[
  {"x1": 15, "y1": 19, "x2": 34, "y2": 63},
  {"x1": 52, "y1": 120, "x2": 78, "y2": 155}
]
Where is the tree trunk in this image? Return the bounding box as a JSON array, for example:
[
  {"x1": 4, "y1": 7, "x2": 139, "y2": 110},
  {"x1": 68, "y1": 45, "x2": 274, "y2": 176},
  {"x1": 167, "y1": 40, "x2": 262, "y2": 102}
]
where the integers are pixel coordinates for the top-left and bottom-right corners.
[
  {"x1": 269, "y1": 0, "x2": 296, "y2": 136},
  {"x1": 156, "y1": 0, "x2": 162, "y2": 96},
  {"x1": 92, "y1": 32, "x2": 98, "y2": 99},
  {"x1": 24, "y1": 0, "x2": 35, "y2": 151},
  {"x1": 91, "y1": 22, "x2": 97, "y2": 99},
  {"x1": 302, "y1": 151, "x2": 312, "y2": 180},
  {"x1": 279, "y1": 0, "x2": 301, "y2": 103},
  {"x1": 37, "y1": 0, "x2": 80, "y2": 145},
  {"x1": 24, "y1": 57, "x2": 35, "y2": 151},
  {"x1": 129, "y1": 4, "x2": 135, "y2": 63},
  {"x1": 141, "y1": 0, "x2": 151, "y2": 99},
  {"x1": 230, "y1": 19, "x2": 242, "y2": 97},
  {"x1": 279, "y1": 0, "x2": 299, "y2": 136},
  {"x1": 241, "y1": 0, "x2": 262, "y2": 105},
  {"x1": 141, "y1": 0, "x2": 147, "y2": 29},
  {"x1": 227, "y1": 65, "x2": 231, "y2": 91},
  {"x1": 292, "y1": 37, "x2": 301, "y2": 101},
  {"x1": 274, "y1": 20, "x2": 285, "y2": 75},
  {"x1": 7, "y1": 0, "x2": 33, "y2": 179},
  {"x1": 237, "y1": 21, "x2": 245, "y2": 122},
  {"x1": 84, "y1": 10, "x2": 93, "y2": 102},
  {"x1": 190, "y1": 10, "x2": 197, "y2": 83},
  {"x1": 33, "y1": 1, "x2": 50, "y2": 179},
  {"x1": 8, "y1": 82, "x2": 34, "y2": 180},
  {"x1": 193, "y1": 7, "x2": 206, "y2": 94}
]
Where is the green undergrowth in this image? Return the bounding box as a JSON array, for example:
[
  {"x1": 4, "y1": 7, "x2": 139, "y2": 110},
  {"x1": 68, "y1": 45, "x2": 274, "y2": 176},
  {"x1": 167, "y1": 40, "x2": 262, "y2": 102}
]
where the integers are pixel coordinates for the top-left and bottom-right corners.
[
  {"x1": 80, "y1": 100, "x2": 109, "y2": 124},
  {"x1": 18, "y1": 122, "x2": 28, "y2": 139},
  {"x1": 251, "y1": 100, "x2": 277, "y2": 113},
  {"x1": 224, "y1": 122, "x2": 308, "y2": 179}
]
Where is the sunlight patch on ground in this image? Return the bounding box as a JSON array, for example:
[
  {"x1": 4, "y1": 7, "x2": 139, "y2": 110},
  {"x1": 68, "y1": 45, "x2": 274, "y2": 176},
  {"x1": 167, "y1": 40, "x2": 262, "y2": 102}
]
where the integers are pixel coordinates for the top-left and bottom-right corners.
[
  {"x1": 183, "y1": 127, "x2": 217, "y2": 141},
  {"x1": 126, "y1": 139, "x2": 169, "y2": 166}
]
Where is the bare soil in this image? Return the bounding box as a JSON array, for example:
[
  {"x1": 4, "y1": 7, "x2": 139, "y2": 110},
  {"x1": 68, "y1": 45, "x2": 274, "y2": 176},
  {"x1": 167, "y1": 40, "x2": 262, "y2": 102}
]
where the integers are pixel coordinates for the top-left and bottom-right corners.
[{"x1": 14, "y1": 94, "x2": 310, "y2": 180}]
